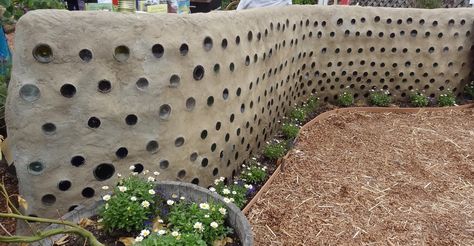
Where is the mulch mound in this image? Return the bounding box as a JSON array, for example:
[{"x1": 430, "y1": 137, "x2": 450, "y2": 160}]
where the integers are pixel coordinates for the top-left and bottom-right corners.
[{"x1": 248, "y1": 109, "x2": 474, "y2": 245}]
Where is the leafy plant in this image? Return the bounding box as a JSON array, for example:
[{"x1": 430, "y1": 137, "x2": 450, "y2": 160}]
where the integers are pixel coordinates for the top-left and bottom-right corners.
[
  {"x1": 289, "y1": 107, "x2": 307, "y2": 123},
  {"x1": 437, "y1": 91, "x2": 456, "y2": 107},
  {"x1": 369, "y1": 89, "x2": 392, "y2": 107},
  {"x1": 138, "y1": 232, "x2": 206, "y2": 246},
  {"x1": 167, "y1": 201, "x2": 232, "y2": 244},
  {"x1": 263, "y1": 141, "x2": 288, "y2": 160},
  {"x1": 293, "y1": 0, "x2": 316, "y2": 4},
  {"x1": 0, "y1": 0, "x2": 65, "y2": 25},
  {"x1": 99, "y1": 173, "x2": 158, "y2": 232},
  {"x1": 240, "y1": 160, "x2": 267, "y2": 184},
  {"x1": 414, "y1": 0, "x2": 441, "y2": 9},
  {"x1": 304, "y1": 95, "x2": 319, "y2": 112},
  {"x1": 337, "y1": 90, "x2": 354, "y2": 107},
  {"x1": 281, "y1": 122, "x2": 299, "y2": 139},
  {"x1": 464, "y1": 81, "x2": 474, "y2": 99},
  {"x1": 211, "y1": 177, "x2": 249, "y2": 209},
  {"x1": 409, "y1": 91, "x2": 429, "y2": 107}
]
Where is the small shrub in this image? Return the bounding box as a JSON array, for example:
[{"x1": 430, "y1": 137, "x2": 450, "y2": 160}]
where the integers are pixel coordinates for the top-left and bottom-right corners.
[
  {"x1": 99, "y1": 173, "x2": 158, "y2": 232},
  {"x1": 369, "y1": 89, "x2": 391, "y2": 107},
  {"x1": 167, "y1": 200, "x2": 232, "y2": 244},
  {"x1": 240, "y1": 161, "x2": 268, "y2": 184},
  {"x1": 464, "y1": 81, "x2": 474, "y2": 99},
  {"x1": 289, "y1": 107, "x2": 307, "y2": 123},
  {"x1": 304, "y1": 95, "x2": 319, "y2": 112},
  {"x1": 337, "y1": 91, "x2": 354, "y2": 107},
  {"x1": 409, "y1": 91, "x2": 429, "y2": 107},
  {"x1": 138, "y1": 232, "x2": 206, "y2": 246},
  {"x1": 263, "y1": 141, "x2": 287, "y2": 160},
  {"x1": 415, "y1": 0, "x2": 441, "y2": 9},
  {"x1": 281, "y1": 122, "x2": 299, "y2": 139},
  {"x1": 211, "y1": 177, "x2": 248, "y2": 208},
  {"x1": 437, "y1": 91, "x2": 456, "y2": 107}
]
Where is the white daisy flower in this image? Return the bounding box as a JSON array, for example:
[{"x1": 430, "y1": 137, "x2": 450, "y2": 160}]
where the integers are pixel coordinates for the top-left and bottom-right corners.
[
  {"x1": 157, "y1": 229, "x2": 166, "y2": 235},
  {"x1": 219, "y1": 207, "x2": 227, "y2": 215},
  {"x1": 167, "y1": 200, "x2": 174, "y2": 205},
  {"x1": 232, "y1": 191, "x2": 237, "y2": 195},
  {"x1": 209, "y1": 187, "x2": 216, "y2": 192},
  {"x1": 172, "y1": 194, "x2": 178, "y2": 198},
  {"x1": 101, "y1": 186, "x2": 109, "y2": 190},
  {"x1": 223, "y1": 197, "x2": 231, "y2": 203},
  {"x1": 204, "y1": 214, "x2": 210, "y2": 218},
  {"x1": 134, "y1": 236, "x2": 144, "y2": 242},
  {"x1": 140, "y1": 229, "x2": 150, "y2": 237},
  {"x1": 147, "y1": 177, "x2": 155, "y2": 182},
  {"x1": 171, "y1": 231, "x2": 180, "y2": 237},
  {"x1": 130, "y1": 196, "x2": 137, "y2": 201},
  {"x1": 210, "y1": 222, "x2": 218, "y2": 228},
  {"x1": 118, "y1": 186, "x2": 127, "y2": 192},
  {"x1": 154, "y1": 171, "x2": 160, "y2": 176},
  {"x1": 141, "y1": 201, "x2": 150, "y2": 208},
  {"x1": 199, "y1": 203, "x2": 210, "y2": 210},
  {"x1": 148, "y1": 189, "x2": 156, "y2": 195},
  {"x1": 103, "y1": 195, "x2": 111, "y2": 201},
  {"x1": 180, "y1": 196, "x2": 185, "y2": 200},
  {"x1": 222, "y1": 188, "x2": 231, "y2": 195},
  {"x1": 193, "y1": 222, "x2": 204, "y2": 232},
  {"x1": 129, "y1": 165, "x2": 135, "y2": 170}
]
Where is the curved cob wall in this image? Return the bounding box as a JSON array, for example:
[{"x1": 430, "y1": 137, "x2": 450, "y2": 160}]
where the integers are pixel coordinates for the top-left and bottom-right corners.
[{"x1": 6, "y1": 6, "x2": 473, "y2": 217}]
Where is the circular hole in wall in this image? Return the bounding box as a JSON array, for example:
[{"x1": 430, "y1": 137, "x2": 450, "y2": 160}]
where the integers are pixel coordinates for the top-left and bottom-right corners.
[
  {"x1": 97, "y1": 80, "x2": 111, "y2": 93},
  {"x1": 193, "y1": 65, "x2": 205, "y2": 80},
  {"x1": 71, "y1": 156, "x2": 85, "y2": 167},
  {"x1": 41, "y1": 194, "x2": 56, "y2": 205},
  {"x1": 213, "y1": 64, "x2": 220, "y2": 73},
  {"x1": 113, "y1": 45, "x2": 130, "y2": 62},
  {"x1": 42, "y1": 123, "x2": 56, "y2": 135},
  {"x1": 60, "y1": 84, "x2": 76, "y2": 98},
  {"x1": 221, "y1": 39, "x2": 228, "y2": 49},
  {"x1": 132, "y1": 163, "x2": 144, "y2": 173},
  {"x1": 213, "y1": 168, "x2": 219, "y2": 176},
  {"x1": 28, "y1": 161, "x2": 44, "y2": 175},
  {"x1": 179, "y1": 43, "x2": 189, "y2": 56},
  {"x1": 207, "y1": 96, "x2": 214, "y2": 106},
  {"x1": 192, "y1": 178, "x2": 199, "y2": 185},
  {"x1": 201, "y1": 158, "x2": 208, "y2": 167},
  {"x1": 170, "y1": 74, "x2": 180, "y2": 87},
  {"x1": 159, "y1": 104, "x2": 171, "y2": 119},
  {"x1": 160, "y1": 160, "x2": 169, "y2": 169},
  {"x1": 82, "y1": 187, "x2": 95, "y2": 198},
  {"x1": 175, "y1": 137, "x2": 185, "y2": 147},
  {"x1": 93, "y1": 163, "x2": 115, "y2": 181},
  {"x1": 146, "y1": 140, "x2": 159, "y2": 153},
  {"x1": 136, "y1": 78, "x2": 149, "y2": 90},
  {"x1": 19, "y1": 84, "x2": 40, "y2": 102},
  {"x1": 88, "y1": 117, "x2": 101, "y2": 128},
  {"x1": 79, "y1": 49, "x2": 93, "y2": 62},
  {"x1": 203, "y1": 37, "x2": 213, "y2": 51},
  {"x1": 58, "y1": 180, "x2": 72, "y2": 191},
  {"x1": 177, "y1": 170, "x2": 186, "y2": 179},
  {"x1": 115, "y1": 147, "x2": 128, "y2": 159},
  {"x1": 201, "y1": 130, "x2": 208, "y2": 139},
  {"x1": 125, "y1": 114, "x2": 138, "y2": 125},
  {"x1": 33, "y1": 44, "x2": 53, "y2": 63},
  {"x1": 152, "y1": 44, "x2": 164, "y2": 58},
  {"x1": 186, "y1": 97, "x2": 196, "y2": 110},
  {"x1": 190, "y1": 152, "x2": 198, "y2": 161}
]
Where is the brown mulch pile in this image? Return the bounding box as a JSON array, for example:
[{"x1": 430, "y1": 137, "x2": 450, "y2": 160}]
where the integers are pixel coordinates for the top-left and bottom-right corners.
[
  {"x1": 0, "y1": 160, "x2": 18, "y2": 236},
  {"x1": 248, "y1": 109, "x2": 474, "y2": 245}
]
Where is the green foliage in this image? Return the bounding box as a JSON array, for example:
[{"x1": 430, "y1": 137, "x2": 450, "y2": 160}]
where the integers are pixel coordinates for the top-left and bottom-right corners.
[
  {"x1": 1, "y1": 0, "x2": 65, "y2": 24},
  {"x1": 464, "y1": 81, "x2": 474, "y2": 99},
  {"x1": 437, "y1": 91, "x2": 456, "y2": 107},
  {"x1": 337, "y1": 91, "x2": 354, "y2": 107},
  {"x1": 293, "y1": 0, "x2": 316, "y2": 4},
  {"x1": 415, "y1": 0, "x2": 441, "y2": 9},
  {"x1": 138, "y1": 232, "x2": 206, "y2": 246},
  {"x1": 289, "y1": 107, "x2": 307, "y2": 123},
  {"x1": 263, "y1": 141, "x2": 287, "y2": 160},
  {"x1": 304, "y1": 95, "x2": 319, "y2": 112},
  {"x1": 409, "y1": 91, "x2": 429, "y2": 107},
  {"x1": 240, "y1": 160, "x2": 267, "y2": 184},
  {"x1": 167, "y1": 201, "x2": 232, "y2": 244},
  {"x1": 99, "y1": 175, "x2": 156, "y2": 232},
  {"x1": 281, "y1": 122, "x2": 299, "y2": 140},
  {"x1": 369, "y1": 89, "x2": 392, "y2": 107},
  {"x1": 211, "y1": 177, "x2": 248, "y2": 208}
]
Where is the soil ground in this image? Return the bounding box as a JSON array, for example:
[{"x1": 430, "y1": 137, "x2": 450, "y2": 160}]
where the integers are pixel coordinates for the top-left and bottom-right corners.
[
  {"x1": 247, "y1": 109, "x2": 474, "y2": 245},
  {"x1": 0, "y1": 160, "x2": 18, "y2": 237}
]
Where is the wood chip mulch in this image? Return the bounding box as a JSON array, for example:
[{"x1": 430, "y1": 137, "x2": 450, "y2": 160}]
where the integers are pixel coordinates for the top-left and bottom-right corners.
[{"x1": 247, "y1": 109, "x2": 474, "y2": 245}]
